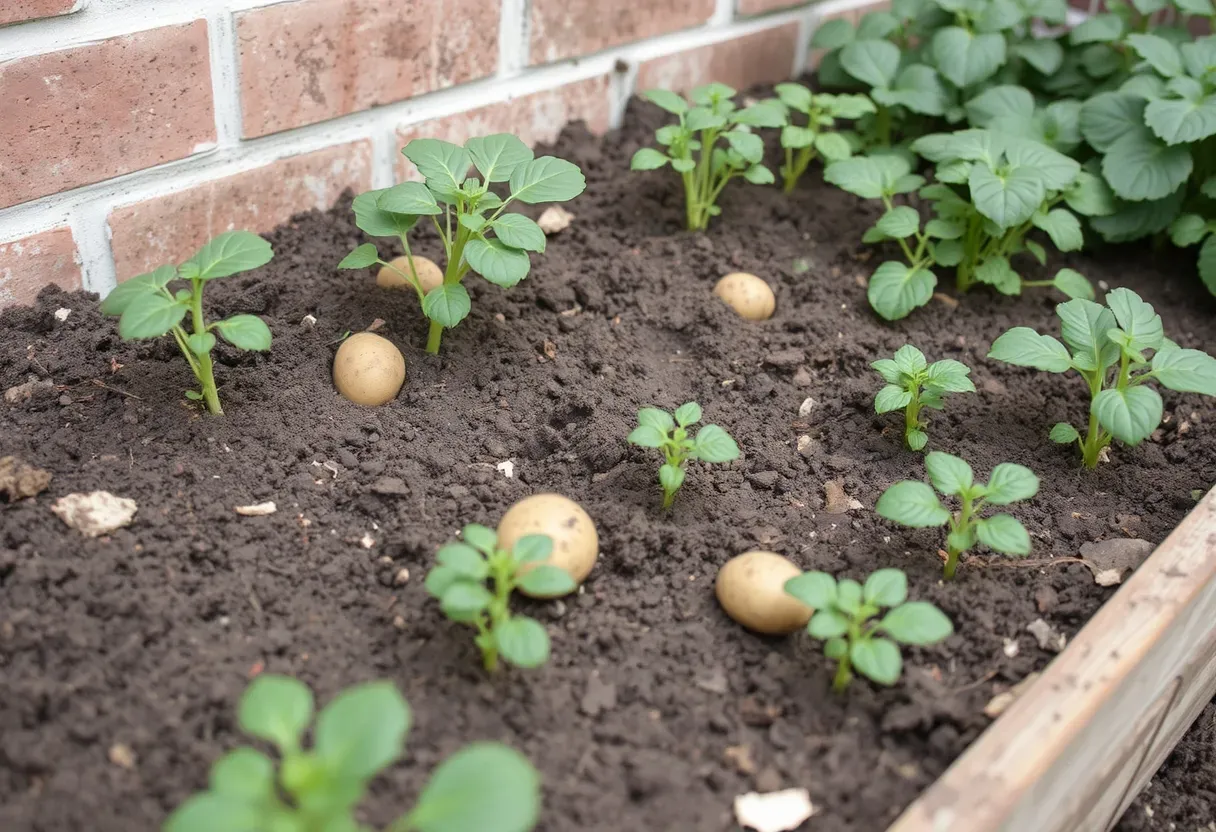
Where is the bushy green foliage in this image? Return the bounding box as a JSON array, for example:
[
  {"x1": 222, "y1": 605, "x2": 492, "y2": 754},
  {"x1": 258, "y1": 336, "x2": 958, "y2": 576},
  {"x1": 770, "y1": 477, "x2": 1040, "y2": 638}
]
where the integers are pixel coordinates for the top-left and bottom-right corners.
[{"x1": 764, "y1": 82, "x2": 874, "y2": 192}]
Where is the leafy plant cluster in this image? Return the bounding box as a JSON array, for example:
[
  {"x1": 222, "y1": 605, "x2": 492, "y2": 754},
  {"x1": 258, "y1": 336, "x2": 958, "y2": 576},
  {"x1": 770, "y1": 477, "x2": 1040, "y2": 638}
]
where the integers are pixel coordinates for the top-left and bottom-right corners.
[
  {"x1": 167, "y1": 674, "x2": 539, "y2": 832},
  {"x1": 627, "y1": 402, "x2": 741, "y2": 508},
  {"x1": 873, "y1": 344, "x2": 975, "y2": 450}
]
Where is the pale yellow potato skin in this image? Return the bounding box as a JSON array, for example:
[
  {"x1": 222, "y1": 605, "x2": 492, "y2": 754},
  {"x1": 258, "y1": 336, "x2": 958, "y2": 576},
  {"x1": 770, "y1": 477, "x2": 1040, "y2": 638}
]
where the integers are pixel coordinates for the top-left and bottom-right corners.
[
  {"x1": 715, "y1": 550, "x2": 813, "y2": 635},
  {"x1": 713, "y1": 272, "x2": 776, "y2": 321},
  {"x1": 332, "y1": 333, "x2": 406, "y2": 406},
  {"x1": 498, "y1": 494, "x2": 599, "y2": 598},
  {"x1": 377, "y1": 255, "x2": 444, "y2": 293}
]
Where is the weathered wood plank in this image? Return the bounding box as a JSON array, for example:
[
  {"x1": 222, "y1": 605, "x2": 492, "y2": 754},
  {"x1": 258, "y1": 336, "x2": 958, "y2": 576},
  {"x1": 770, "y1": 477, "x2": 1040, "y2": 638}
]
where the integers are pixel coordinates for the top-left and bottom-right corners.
[{"x1": 889, "y1": 488, "x2": 1216, "y2": 832}]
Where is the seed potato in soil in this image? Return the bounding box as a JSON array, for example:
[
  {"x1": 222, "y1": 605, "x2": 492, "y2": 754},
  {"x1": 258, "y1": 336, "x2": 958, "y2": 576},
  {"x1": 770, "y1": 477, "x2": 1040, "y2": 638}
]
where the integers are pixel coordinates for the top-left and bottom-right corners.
[{"x1": 2, "y1": 96, "x2": 1215, "y2": 832}]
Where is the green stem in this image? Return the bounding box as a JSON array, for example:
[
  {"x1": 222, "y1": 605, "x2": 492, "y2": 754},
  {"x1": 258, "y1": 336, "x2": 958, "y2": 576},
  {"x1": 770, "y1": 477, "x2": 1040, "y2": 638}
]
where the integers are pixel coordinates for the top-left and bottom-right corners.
[
  {"x1": 782, "y1": 147, "x2": 816, "y2": 194},
  {"x1": 426, "y1": 225, "x2": 471, "y2": 354},
  {"x1": 188, "y1": 280, "x2": 221, "y2": 415},
  {"x1": 904, "y1": 394, "x2": 922, "y2": 447},
  {"x1": 832, "y1": 655, "x2": 853, "y2": 693},
  {"x1": 943, "y1": 495, "x2": 974, "y2": 580},
  {"x1": 875, "y1": 107, "x2": 892, "y2": 148}
]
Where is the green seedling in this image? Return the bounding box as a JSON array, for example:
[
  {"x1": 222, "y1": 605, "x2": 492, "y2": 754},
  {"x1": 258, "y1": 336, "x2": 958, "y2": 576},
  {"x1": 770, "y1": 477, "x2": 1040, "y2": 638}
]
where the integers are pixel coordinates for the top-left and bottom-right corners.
[
  {"x1": 873, "y1": 345, "x2": 975, "y2": 450},
  {"x1": 340, "y1": 134, "x2": 585, "y2": 354},
  {"x1": 627, "y1": 402, "x2": 740, "y2": 509},
  {"x1": 100, "y1": 231, "x2": 273, "y2": 415},
  {"x1": 784, "y1": 567, "x2": 953, "y2": 693},
  {"x1": 630, "y1": 84, "x2": 785, "y2": 231},
  {"x1": 989, "y1": 287, "x2": 1216, "y2": 468},
  {"x1": 767, "y1": 82, "x2": 874, "y2": 193},
  {"x1": 425, "y1": 524, "x2": 573, "y2": 672},
  {"x1": 165, "y1": 674, "x2": 540, "y2": 832},
  {"x1": 876, "y1": 452, "x2": 1039, "y2": 579}
]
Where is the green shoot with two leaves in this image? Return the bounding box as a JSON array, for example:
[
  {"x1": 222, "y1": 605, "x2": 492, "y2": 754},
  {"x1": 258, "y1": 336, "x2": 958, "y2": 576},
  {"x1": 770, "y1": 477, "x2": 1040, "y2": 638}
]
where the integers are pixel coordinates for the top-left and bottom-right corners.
[
  {"x1": 165, "y1": 674, "x2": 540, "y2": 832},
  {"x1": 627, "y1": 402, "x2": 740, "y2": 509},
  {"x1": 989, "y1": 288, "x2": 1216, "y2": 468},
  {"x1": 765, "y1": 82, "x2": 874, "y2": 193},
  {"x1": 784, "y1": 568, "x2": 953, "y2": 693},
  {"x1": 630, "y1": 84, "x2": 785, "y2": 231},
  {"x1": 100, "y1": 231, "x2": 273, "y2": 415},
  {"x1": 873, "y1": 345, "x2": 975, "y2": 451},
  {"x1": 876, "y1": 452, "x2": 1039, "y2": 579},
  {"x1": 425, "y1": 524, "x2": 573, "y2": 672},
  {"x1": 339, "y1": 134, "x2": 585, "y2": 354}
]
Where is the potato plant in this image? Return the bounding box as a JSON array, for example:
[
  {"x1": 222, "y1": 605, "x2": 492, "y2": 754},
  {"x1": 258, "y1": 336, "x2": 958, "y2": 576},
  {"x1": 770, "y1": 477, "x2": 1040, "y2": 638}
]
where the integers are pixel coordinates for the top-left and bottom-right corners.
[
  {"x1": 166, "y1": 675, "x2": 540, "y2": 832},
  {"x1": 876, "y1": 452, "x2": 1039, "y2": 579},
  {"x1": 627, "y1": 402, "x2": 740, "y2": 509},
  {"x1": 989, "y1": 288, "x2": 1216, "y2": 468},
  {"x1": 630, "y1": 84, "x2": 785, "y2": 231},
  {"x1": 100, "y1": 231, "x2": 273, "y2": 415},
  {"x1": 766, "y1": 82, "x2": 874, "y2": 192},
  {"x1": 340, "y1": 134, "x2": 585, "y2": 354},
  {"x1": 425, "y1": 524, "x2": 573, "y2": 672},
  {"x1": 873, "y1": 345, "x2": 974, "y2": 451},
  {"x1": 784, "y1": 568, "x2": 953, "y2": 692}
]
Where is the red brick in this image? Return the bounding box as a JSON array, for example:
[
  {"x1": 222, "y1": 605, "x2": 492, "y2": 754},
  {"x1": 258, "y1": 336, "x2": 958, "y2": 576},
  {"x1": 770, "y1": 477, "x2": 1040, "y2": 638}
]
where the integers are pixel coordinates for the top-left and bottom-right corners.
[
  {"x1": 237, "y1": 0, "x2": 499, "y2": 139},
  {"x1": 0, "y1": 21, "x2": 214, "y2": 210},
  {"x1": 108, "y1": 142, "x2": 374, "y2": 280},
  {"x1": 0, "y1": 228, "x2": 81, "y2": 310},
  {"x1": 0, "y1": 0, "x2": 79, "y2": 26},
  {"x1": 530, "y1": 0, "x2": 715, "y2": 64},
  {"x1": 738, "y1": 0, "x2": 805, "y2": 14},
  {"x1": 636, "y1": 25, "x2": 799, "y2": 94},
  {"x1": 396, "y1": 77, "x2": 612, "y2": 180}
]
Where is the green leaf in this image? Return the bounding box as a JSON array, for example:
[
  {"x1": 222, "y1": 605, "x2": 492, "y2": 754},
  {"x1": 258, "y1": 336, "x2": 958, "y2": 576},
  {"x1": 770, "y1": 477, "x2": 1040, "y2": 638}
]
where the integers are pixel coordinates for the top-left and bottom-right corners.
[
  {"x1": 724, "y1": 130, "x2": 764, "y2": 164},
  {"x1": 209, "y1": 748, "x2": 276, "y2": 801},
  {"x1": 1026, "y1": 239, "x2": 1048, "y2": 265},
  {"x1": 975, "y1": 255, "x2": 1021, "y2": 295},
  {"x1": 965, "y1": 85, "x2": 1034, "y2": 128},
  {"x1": 807, "y1": 609, "x2": 850, "y2": 639},
  {"x1": 840, "y1": 39, "x2": 901, "y2": 88},
  {"x1": 1032, "y1": 209, "x2": 1083, "y2": 252},
  {"x1": 183, "y1": 231, "x2": 273, "y2": 280},
  {"x1": 876, "y1": 480, "x2": 951, "y2": 527},
  {"x1": 638, "y1": 407, "x2": 675, "y2": 432},
  {"x1": 422, "y1": 284, "x2": 472, "y2": 329},
  {"x1": 1126, "y1": 33, "x2": 1184, "y2": 77},
  {"x1": 857, "y1": 10, "x2": 900, "y2": 39},
  {"x1": 631, "y1": 148, "x2": 670, "y2": 170},
  {"x1": 440, "y1": 582, "x2": 494, "y2": 622},
  {"x1": 686, "y1": 107, "x2": 727, "y2": 132},
  {"x1": 876, "y1": 384, "x2": 913, "y2": 413},
  {"x1": 1181, "y1": 38, "x2": 1216, "y2": 79},
  {"x1": 867, "y1": 261, "x2": 936, "y2": 321},
  {"x1": 933, "y1": 27, "x2": 1007, "y2": 88},
  {"x1": 1092, "y1": 386, "x2": 1164, "y2": 445},
  {"x1": 810, "y1": 18, "x2": 855, "y2": 50},
  {"x1": 851, "y1": 637, "x2": 903, "y2": 685},
  {"x1": 1170, "y1": 214, "x2": 1209, "y2": 247},
  {"x1": 212, "y1": 315, "x2": 271, "y2": 351},
  {"x1": 1151, "y1": 347, "x2": 1216, "y2": 395},
  {"x1": 775, "y1": 83, "x2": 814, "y2": 113},
  {"x1": 877, "y1": 64, "x2": 950, "y2": 117},
  {"x1": 118, "y1": 293, "x2": 189, "y2": 340},
  {"x1": 836, "y1": 580, "x2": 862, "y2": 614},
  {"x1": 377, "y1": 181, "x2": 442, "y2": 215},
  {"x1": 517, "y1": 564, "x2": 576, "y2": 597},
  {"x1": 1107, "y1": 287, "x2": 1164, "y2": 351},
  {"x1": 437, "y1": 542, "x2": 489, "y2": 579},
  {"x1": 1091, "y1": 190, "x2": 1186, "y2": 243},
  {"x1": 1144, "y1": 95, "x2": 1216, "y2": 145},
  {"x1": 1051, "y1": 268, "x2": 1095, "y2": 301},
  {"x1": 968, "y1": 164, "x2": 1044, "y2": 229},
  {"x1": 984, "y1": 463, "x2": 1039, "y2": 504},
  {"x1": 925, "y1": 218, "x2": 965, "y2": 239},
  {"x1": 872, "y1": 358, "x2": 903, "y2": 384},
  {"x1": 100, "y1": 265, "x2": 176, "y2": 316},
  {"x1": 1102, "y1": 129, "x2": 1193, "y2": 202},
  {"x1": 743, "y1": 164, "x2": 775, "y2": 185},
  {"x1": 1050, "y1": 422, "x2": 1081, "y2": 443},
  {"x1": 875, "y1": 206, "x2": 921, "y2": 239},
  {"x1": 424, "y1": 565, "x2": 461, "y2": 598},
  {"x1": 659, "y1": 463, "x2": 686, "y2": 496},
  {"x1": 824, "y1": 154, "x2": 910, "y2": 199},
  {"x1": 734, "y1": 100, "x2": 788, "y2": 128},
  {"x1": 926, "y1": 359, "x2": 975, "y2": 393},
  {"x1": 409, "y1": 743, "x2": 540, "y2": 832},
  {"x1": 987, "y1": 328, "x2": 1072, "y2": 372},
  {"x1": 642, "y1": 89, "x2": 689, "y2": 115},
  {"x1": 693, "y1": 424, "x2": 740, "y2": 463},
  {"x1": 164, "y1": 794, "x2": 262, "y2": 832},
  {"x1": 238, "y1": 674, "x2": 314, "y2": 753},
  {"x1": 512, "y1": 534, "x2": 553, "y2": 565},
  {"x1": 628, "y1": 425, "x2": 666, "y2": 448},
  {"x1": 509, "y1": 157, "x2": 586, "y2": 204},
  {"x1": 781, "y1": 125, "x2": 815, "y2": 149},
  {"x1": 893, "y1": 344, "x2": 927, "y2": 375},
  {"x1": 464, "y1": 238, "x2": 530, "y2": 288},
  {"x1": 825, "y1": 637, "x2": 848, "y2": 660},
  {"x1": 1057, "y1": 298, "x2": 1119, "y2": 371},
  {"x1": 1070, "y1": 13, "x2": 1124, "y2": 45},
  {"x1": 494, "y1": 616, "x2": 551, "y2": 668},
  {"x1": 187, "y1": 332, "x2": 216, "y2": 356},
  {"x1": 976, "y1": 514, "x2": 1032, "y2": 555},
  {"x1": 814, "y1": 132, "x2": 853, "y2": 161},
  {"x1": 354, "y1": 189, "x2": 418, "y2": 237},
  {"x1": 1080, "y1": 93, "x2": 1146, "y2": 152},
  {"x1": 925, "y1": 451, "x2": 973, "y2": 496},
  {"x1": 1175, "y1": 0, "x2": 1215, "y2": 15},
  {"x1": 880, "y1": 602, "x2": 954, "y2": 645},
  {"x1": 674, "y1": 401, "x2": 702, "y2": 426},
  {"x1": 339, "y1": 243, "x2": 380, "y2": 270},
  {"x1": 1001, "y1": 137, "x2": 1080, "y2": 192},
  {"x1": 863, "y1": 568, "x2": 907, "y2": 607},
  {"x1": 828, "y1": 93, "x2": 879, "y2": 120},
  {"x1": 1015, "y1": 39, "x2": 1065, "y2": 75},
  {"x1": 491, "y1": 214, "x2": 546, "y2": 253},
  {"x1": 466, "y1": 134, "x2": 534, "y2": 183},
  {"x1": 403, "y1": 139, "x2": 471, "y2": 196},
  {"x1": 784, "y1": 571, "x2": 837, "y2": 610},
  {"x1": 314, "y1": 681, "x2": 409, "y2": 781}
]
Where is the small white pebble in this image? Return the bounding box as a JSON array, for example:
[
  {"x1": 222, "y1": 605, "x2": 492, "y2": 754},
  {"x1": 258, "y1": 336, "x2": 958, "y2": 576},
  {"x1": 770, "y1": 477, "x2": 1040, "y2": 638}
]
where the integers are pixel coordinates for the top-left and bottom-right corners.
[
  {"x1": 497, "y1": 459, "x2": 515, "y2": 478},
  {"x1": 54, "y1": 307, "x2": 71, "y2": 321},
  {"x1": 360, "y1": 533, "x2": 374, "y2": 549}
]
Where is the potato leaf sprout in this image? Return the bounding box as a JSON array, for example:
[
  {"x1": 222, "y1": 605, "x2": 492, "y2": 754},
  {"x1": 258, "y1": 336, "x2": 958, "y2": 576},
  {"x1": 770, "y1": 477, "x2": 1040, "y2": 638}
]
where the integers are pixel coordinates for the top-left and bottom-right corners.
[
  {"x1": 873, "y1": 345, "x2": 975, "y2": 450},
  {"x1": 627, "y1": 402, "x2": 740, "y2": 509},
  {"x1": 766, "y1": 82, "x2": 874, "y2": 193}
]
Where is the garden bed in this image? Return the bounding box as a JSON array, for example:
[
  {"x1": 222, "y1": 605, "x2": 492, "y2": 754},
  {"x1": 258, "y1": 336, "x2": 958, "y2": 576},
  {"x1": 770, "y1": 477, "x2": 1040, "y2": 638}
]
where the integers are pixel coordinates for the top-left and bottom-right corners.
[{"x1": 2, "y1": 98, "x2": 1216, "y2": 832}]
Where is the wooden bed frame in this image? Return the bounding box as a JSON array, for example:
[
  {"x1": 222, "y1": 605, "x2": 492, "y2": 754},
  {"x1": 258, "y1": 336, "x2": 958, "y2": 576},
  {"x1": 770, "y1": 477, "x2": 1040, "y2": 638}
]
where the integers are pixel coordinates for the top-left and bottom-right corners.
[{"x1": 888, "y1": 488, "x2": 1216, "y2": 832}]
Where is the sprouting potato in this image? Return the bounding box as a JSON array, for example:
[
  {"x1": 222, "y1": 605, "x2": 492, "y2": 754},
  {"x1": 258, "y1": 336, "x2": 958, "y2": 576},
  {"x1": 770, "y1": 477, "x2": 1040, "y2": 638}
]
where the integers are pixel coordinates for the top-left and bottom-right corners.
[
  {"x1": 332, "y1": 332, "x2": 405, "y2": 406},
  {"x1": 714, "y1": 272, "x2": 775, "y2": 321},
  {"x1": 497, "y1": 493, "x2": 598, "y2": 598},
  {"x1": 377, "y1": 255, "x2": 444, "y2": 293},
  {"x1": 715, "y1": 550, "x2": 813, "y2": 634}
]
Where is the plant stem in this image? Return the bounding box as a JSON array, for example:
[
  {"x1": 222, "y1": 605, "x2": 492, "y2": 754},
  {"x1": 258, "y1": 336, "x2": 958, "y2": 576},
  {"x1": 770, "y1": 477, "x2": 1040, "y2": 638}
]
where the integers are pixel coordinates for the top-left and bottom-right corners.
[
  {"x1": 875, "y1": 107, "x2": 892, "y2": 148},
  {"x1": 943, "y1": 545, "x2": 962, "y2": 580},
  {"x1": 782, "y1": 147, "x2": 815, "y2": 194},
  {"x1": 1081, "y1": 411, "x2": 1107, "y2": 469},
  {"x1": 426, "y1": 225, "x2": 471, "y2": 354},
  {"x1": 904, "y1": 393, "x2": 922, "y2": 448},
  {"x1": 832, "y1": 656, "x2": 853, "y2": 693},
  {"x1": 943, "y1": 495, "x2": 974, "y2": 580},
  {"x1": 188, "y1": 281, "x2": 222, "y2": 415}
]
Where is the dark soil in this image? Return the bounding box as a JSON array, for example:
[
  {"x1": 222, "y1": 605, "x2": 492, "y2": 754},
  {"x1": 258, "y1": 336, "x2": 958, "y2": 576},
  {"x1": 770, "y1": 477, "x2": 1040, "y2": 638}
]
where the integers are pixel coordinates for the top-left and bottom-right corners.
[
  {"x1": 3, "y1": 96, "x2": 1216, "y2": 832},
  {"x1": 1115, "y1": 699, "x2": 1216, "y2": 832}
]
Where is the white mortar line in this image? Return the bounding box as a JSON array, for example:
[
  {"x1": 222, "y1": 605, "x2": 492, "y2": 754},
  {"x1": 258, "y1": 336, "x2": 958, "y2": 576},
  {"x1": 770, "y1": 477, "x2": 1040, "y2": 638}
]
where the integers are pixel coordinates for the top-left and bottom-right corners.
[
  {"x1": 370, "y1": 128, "x2": 399, "y2": 190},
  {"x1": 497, "y1": 0, "x2": 530, "y2": 78},
  {"x1": 711, "y1": 0, "x2": 736, "y2": 26},
  {"x1": 205, "y1": 8, "x2": 242, "y2": 148}
]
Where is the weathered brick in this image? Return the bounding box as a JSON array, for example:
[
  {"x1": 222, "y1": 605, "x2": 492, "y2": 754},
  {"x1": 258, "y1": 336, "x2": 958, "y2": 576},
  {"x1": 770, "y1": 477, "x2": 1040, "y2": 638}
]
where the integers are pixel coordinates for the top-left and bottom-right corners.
[
  {"x1": 108, "y1": 142, "x2": 373, "y2": 280},
  {"x1": 0, "y1": 228, "x2": 81, "y2": 310},
  {"x1": 237, "y1": 0, "x2": 499, "y2": 139},
  {"x1": 396, "y1": 77, "x2": 612, "y2": 179},
  {"x1": 738, "y1": 0, "x2": 806, "y2": 14},
  {"x1": 636, "y1": 24, "x2": 799, "y2": 94},
  {"x1": 530, "y1": 0, "x2": 715, "y2": 64},
  {"x1": 0, "y1": 21, "x2": 214, "y2": 209},
  {"x1": 0, "y1": 0, "x2": 80, "y2": 26}
]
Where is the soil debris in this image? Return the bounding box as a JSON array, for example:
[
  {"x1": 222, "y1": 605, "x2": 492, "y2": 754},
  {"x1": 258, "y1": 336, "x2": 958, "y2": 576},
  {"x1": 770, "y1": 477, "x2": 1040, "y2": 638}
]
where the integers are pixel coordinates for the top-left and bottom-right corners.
[
  {"x1": 0, "y1": 456, "x2": 52, "y2": 500},
  {"x1": 1079, "y1": 538, "x2": 1155, "y2": 586},
  {"x1": 234, "y1": 501, "x2": 277, "y2": 516},
  {"x1": 734, "y1": 788, "x2": 816, "y2": 832},
  {"x1": 50, "y1": 491, "x2": 137, "y2": 537}
]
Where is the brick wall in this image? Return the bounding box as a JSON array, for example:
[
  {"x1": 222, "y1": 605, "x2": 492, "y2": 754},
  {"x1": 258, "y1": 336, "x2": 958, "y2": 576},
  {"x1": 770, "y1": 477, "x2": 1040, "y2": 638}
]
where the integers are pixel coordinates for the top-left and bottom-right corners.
[{"x1": 0, "y1": 0, "x2": 884, "y2": 308}]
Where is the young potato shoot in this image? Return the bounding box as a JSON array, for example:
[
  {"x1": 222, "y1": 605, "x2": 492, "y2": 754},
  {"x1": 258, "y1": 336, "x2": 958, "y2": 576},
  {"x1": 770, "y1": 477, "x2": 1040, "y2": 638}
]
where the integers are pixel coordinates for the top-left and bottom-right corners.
[
  {"x1": 784, "y1": 568, "x2": 953, "y2": 693},
  {"x1": 165, "y1": 675, "x2": 540, "y2": 832},
  {"x1": 768, "y1": 82, "x2": 874, "y2": 193},
  {"x1": 873, "y1": 345, "x2": 975, "y2": 451},
  {"x1": 876, "y1": 452, "x2": 1039, "y2": 580},
  {"x1": 100, "y1": 231, "x2": 273, "y2": 415},
  {"x1": 339, "y1": 134, "x2": 585, "y2": 354},
  {"x1": 989, "y1": 288, "x2": 1216, "y2": 468},
  {"x1": 630, "y1": 84, "x2": 785, "y2": 231},
  {"x1": 425, "y1": 524, "x2": 574, "y2": 672},
  {"x1": 627, "y1": 402, "x2": 740, "y2": 509}
]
